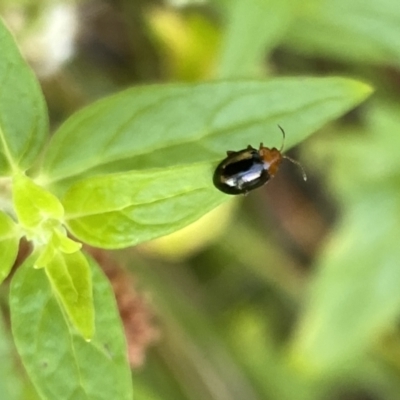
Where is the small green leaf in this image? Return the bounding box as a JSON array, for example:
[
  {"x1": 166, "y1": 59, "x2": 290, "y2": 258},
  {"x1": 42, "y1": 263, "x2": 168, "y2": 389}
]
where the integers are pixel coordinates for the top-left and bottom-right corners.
[
  {"x1": 45, "y1": 251, "x2": 94, "y2": 340},
  {"x1": 0, "y1": 211, "x2": 19, "y2": 284},
  {"x1": 10, "y1": 256, "x2": 132, "y2": 400},
  {"x1": 39, "y1": 78, "x2": 372, "y2": 194},
  {"x1": 13, "y1": 174, "x2": 63, "y2": 229},
  {"x1": 34, "y1": 242, "x2": 55, "y2": 270},
  {"x1": 53, "y1": 230, "x2": 82, "y2": 254},
  {"x1": 35, "y1": 231, "x2": 82, "y2": 269},
  {"x1": 218, "y1": 0, "x2": 298, "y2": 78},
  {"x1": 0, "y1": 18, "x2": 48, "y2": 175},
  {"x1": 63, "y1": 163, "x2": 225, "y2": 248},
  {"x1": 285, "y1": 0, "x2": 400, "y2": 67}
]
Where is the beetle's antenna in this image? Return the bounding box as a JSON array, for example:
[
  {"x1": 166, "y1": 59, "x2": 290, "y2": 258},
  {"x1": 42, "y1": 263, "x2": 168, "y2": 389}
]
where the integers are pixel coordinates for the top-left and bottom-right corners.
[
  {"x1": 277, "y1": 125, "x2": 307, "y2": 181},
  {"x1": 283, "y1": 155, "x2": 307, "y2": 181},
  {"x1": 277, "y1": 125, "x2": 286, "y2": 152}
]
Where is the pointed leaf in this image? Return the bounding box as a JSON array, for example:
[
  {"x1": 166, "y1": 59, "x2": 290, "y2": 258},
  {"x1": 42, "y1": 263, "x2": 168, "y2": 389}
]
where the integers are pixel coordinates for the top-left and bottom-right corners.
[
  {"x1": 54, "y1": 231, "x2": 82, "y2": 254},
  {"x1": 39, "y1": 78, "x2": 372, "y2": 193},
  {"x1": 45, "y1": 251, "x2": 94, "y2": 340},
  {"x1": 0, "y1": 18, "x2": 48, "y2": 175},
  {"x1": 10, "y1": 256, "x2": 132, "y2": 400},
  {"x1": 34, "y1": 242, "x2": 55, "y2": 270}
]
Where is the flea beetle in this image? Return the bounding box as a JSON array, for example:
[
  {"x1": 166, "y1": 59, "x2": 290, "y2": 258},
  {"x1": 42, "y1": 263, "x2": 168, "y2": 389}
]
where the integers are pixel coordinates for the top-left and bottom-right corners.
[{"x1": 213, "y1": 126, "x2": 306, "y2": 195}]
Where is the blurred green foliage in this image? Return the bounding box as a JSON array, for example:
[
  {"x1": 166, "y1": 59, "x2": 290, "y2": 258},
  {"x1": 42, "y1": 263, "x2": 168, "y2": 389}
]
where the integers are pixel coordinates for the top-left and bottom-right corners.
[{"x1": 2, "y1": 0, "x2": 400, "y2": 399}]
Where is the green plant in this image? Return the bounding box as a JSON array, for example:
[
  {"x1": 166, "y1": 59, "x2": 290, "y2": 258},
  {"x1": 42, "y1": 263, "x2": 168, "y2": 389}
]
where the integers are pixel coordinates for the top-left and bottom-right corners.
[{"x1": 0, "y1": 16, "x2": 371, "y2": 400}]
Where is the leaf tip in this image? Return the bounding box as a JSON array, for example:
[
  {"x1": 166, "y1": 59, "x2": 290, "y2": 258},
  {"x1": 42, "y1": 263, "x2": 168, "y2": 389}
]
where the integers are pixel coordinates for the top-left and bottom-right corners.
[
  {"x1": 81, "y1": 321, "x2": 95, "y2": 342},
  {"x1": 349, "y1": 80, "x2": 374, "y2": 102}
]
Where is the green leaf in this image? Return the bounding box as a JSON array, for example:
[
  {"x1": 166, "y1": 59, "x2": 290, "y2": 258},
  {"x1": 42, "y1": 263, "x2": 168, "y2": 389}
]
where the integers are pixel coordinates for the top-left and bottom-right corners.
[
  {"x1": 45, "y1": 251, "x2": 94, "y2": 340},
  {"x1": 291, "y1": 191, "x2": 400, "y2": 371},
  {"x1": 0, "y1": 312, "x2": 34, "y2": 400},
  {"x1": 53, "y1": 230, "x2": 82, "y2": 253},
  {"x1": 290, "y1": 103, "x2": 400, "y2": 372},
  {"x1": 10, "y1": 256, "x2": 133, "y2": 400},
  {"x1": 217, "y1": 0, "x2": 298, "y2": 78},
  {"x1": 0, "y1": 211, "x2": 19, "y2": 284},
  {"x1": 63, "y1": 163, "x2": 225, "y2": 248},
  {"x1": 34, "y1": 232, "x2": 82, "y2": 269},
  {"x1": 39, "y1": 78, "x2": 372, "y2": 194},
  {"x1": 34, "y1": 242, "x2": 55, "y2": 270},
  {"x1": 0, "y1": 18, "x2": 48, "y2": 175},
  {"x1": 13, "y1": 174, "x2": 63, "y2": 229},
  {"x1": 284, "y1": 0, "x2": 400, "y2": 67}
]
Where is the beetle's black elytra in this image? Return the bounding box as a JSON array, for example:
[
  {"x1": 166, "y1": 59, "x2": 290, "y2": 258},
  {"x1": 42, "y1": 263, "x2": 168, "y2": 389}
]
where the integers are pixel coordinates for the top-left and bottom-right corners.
[{"x1": 213, "y1": 126, "x2": 306, "y2": 195}]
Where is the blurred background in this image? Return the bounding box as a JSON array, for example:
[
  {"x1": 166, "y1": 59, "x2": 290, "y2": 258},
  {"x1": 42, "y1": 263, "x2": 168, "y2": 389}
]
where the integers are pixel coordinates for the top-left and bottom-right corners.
[{"x1": 2, "y1": 0, "x2": 400, "y2": 399}]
